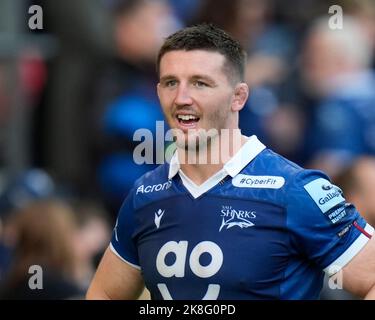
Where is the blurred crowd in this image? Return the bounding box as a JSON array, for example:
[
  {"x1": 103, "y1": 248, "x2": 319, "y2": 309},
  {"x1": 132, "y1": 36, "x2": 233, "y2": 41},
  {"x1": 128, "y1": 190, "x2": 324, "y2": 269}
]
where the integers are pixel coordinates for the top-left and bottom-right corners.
[{"x1": 1, "y1": 0, "x2": 375, "y2": 299}]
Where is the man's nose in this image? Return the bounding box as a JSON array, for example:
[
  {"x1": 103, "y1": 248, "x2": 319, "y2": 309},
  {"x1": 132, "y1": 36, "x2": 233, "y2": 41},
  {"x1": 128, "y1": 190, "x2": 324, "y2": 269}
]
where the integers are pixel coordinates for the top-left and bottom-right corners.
[{"x1": 174, "y1": 84, "x2": 193, "y2": 106}]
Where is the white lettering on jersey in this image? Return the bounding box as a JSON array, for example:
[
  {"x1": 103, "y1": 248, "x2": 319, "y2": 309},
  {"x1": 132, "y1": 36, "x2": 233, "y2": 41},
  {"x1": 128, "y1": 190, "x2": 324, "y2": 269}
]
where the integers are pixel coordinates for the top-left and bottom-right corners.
[
  {"x1": 157, "y1": 283, "x2": 220, "y2": 300},
  {"x1": 232, "y1": 175, "x2": 285, "y2": 189},
  {"x1": 219, "y1": 205, "x2": 256, "y2": 232},
  {"x1": 189, "y1": 241, "x2": 223, "y2": 278},
  {"x1": 156, "y1": 241, "x2": 188, "y2": 277},
  {"x1": 303, "y1": 178, "x2": 345, "y2": 213},
  {"x1": 156, "y1": 241, "x2": 223, "y2": 300},
  {"x1": 136, "y1": 181, "x2": 172, "y2": 195}
]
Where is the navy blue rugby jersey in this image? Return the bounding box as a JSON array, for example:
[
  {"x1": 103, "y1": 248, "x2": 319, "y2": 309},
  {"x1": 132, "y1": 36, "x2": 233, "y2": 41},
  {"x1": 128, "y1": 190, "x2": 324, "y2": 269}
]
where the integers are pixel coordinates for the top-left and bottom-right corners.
[{"x1": 110, "y1": 136, "x2": 373, "y2": 300}]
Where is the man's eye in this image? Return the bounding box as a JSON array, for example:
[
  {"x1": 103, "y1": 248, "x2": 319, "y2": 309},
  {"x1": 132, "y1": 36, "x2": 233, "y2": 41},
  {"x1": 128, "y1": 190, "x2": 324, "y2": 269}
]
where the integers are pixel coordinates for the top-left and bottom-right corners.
[
  {"x1": 165, "y1": 80, "x2": 177, "y2": 87},
  {"x1": 194, "y1": 81, "x2": 208, "y2": 88}
]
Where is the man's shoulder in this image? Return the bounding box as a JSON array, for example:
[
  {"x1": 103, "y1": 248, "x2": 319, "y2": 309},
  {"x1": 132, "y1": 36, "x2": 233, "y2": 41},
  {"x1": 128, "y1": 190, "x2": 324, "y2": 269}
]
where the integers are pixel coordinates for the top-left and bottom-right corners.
[
  {"x1": 249, "y1": 148, "x2": 304, "y2": 178},
  {"x1": 133, "y1": 163, "x2": 171, "y2": 192},
  {"x1": 262, "y1": 149, "x2": 340, "y2": 203},
  {"x1": 248, "y1": 148, "x2": 331, "y2": 192},
  {"x1": 125, "y1": 163, "x2": 175, "y2": 209},
  {"x1": 227, "y1": 148, "x2": 315, "y2": 207}
]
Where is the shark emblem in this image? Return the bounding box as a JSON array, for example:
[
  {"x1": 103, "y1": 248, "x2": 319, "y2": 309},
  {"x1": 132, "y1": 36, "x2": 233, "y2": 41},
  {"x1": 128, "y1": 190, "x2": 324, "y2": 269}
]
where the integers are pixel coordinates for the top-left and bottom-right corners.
[{"x1": 219, "y1": 206, "x2": 256, "y2": 232}]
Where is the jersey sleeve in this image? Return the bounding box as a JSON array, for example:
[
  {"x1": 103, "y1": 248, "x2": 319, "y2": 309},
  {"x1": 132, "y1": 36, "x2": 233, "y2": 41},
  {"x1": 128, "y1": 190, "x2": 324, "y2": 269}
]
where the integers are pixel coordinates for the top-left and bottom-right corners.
[
  {"x1": 110, "y1": 190, "x2": 140, "y2": 269},
  {"x1": 286, "y1": 170, "x2": 373, "y2": 276}
]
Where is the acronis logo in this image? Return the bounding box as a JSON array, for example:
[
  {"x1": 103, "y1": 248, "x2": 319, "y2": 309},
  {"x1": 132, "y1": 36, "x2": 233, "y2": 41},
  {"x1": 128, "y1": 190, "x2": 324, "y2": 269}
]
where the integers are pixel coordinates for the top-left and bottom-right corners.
[{"x1": 219, "y1": 206, "x2": 256, "y2": 232}]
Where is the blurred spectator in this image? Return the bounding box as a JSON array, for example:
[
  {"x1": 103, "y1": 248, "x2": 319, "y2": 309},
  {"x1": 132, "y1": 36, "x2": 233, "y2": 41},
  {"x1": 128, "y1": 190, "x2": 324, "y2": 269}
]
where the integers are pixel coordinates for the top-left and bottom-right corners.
[
  {"x1": 38, "y1": 0, "x2": 112, "y2": 198},
  {"x1": 0, "y1": 169, "x2": 55, "y2": 218},
  {"x1": 0, "y1": 66, "x2": 7, "y2": 125},
  {"x1": 192, "y1": 0, "x2": 304, "y2": 162},
  {"x1": 0, "y1": 170, "x2": 112, "y2": 298},
  {"x1": 168, "y1": 0, "x2": 200, "y2": 25},
  {"x1": 346, "y1": 0, "x2": 375, "y2": 69},
  {"x1": 320, "y1": 156, "x2": 375, "y2": 300},
  {"x1": 88, "y1": 0, "x2": 181, "y2": 214},
  {"x1": 0, "y1": 169, "x2": 55, "y2": 279},
  {"x1": 0, "y1": 200, "x2": 83, "y2": 299},
  {"x1": 334, "y1": 156, "x2": 375, "y2": 227},
  {"x1": 111, "y1": 0, "x2": 181, "y2": 66},
  {"x1": 193, "y1": 0, "x2": 296, "y2": 87},
  {"x1": 71, "y1": 200, "x2": 111, "y2": 291},
  {"x1": 301, "y1": 16, "x2": 375, "y2": 177}
]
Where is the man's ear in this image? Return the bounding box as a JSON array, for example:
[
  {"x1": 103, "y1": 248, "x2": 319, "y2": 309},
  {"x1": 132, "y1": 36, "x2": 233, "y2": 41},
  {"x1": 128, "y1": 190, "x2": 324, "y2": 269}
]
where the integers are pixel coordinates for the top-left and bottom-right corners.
[{"x1": 231, "y1": 83, "x2": 249, "y2": 112}]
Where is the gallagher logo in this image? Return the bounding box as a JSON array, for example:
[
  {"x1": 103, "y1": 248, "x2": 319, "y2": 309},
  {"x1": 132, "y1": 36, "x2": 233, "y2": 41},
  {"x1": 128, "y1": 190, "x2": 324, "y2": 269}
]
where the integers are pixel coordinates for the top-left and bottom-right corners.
[
  {"x1": 219, "y1": 205, "x2": 256, "y2": 232},
  {"x1": 322, "y1": 184, "x2": 333, "y2": 191},
  {"x1": 319, "y1": 185, "x2": 343, "y2": 205},
  {"x1": 304, "y1": 178, "x2": 345, "y2": 213}
]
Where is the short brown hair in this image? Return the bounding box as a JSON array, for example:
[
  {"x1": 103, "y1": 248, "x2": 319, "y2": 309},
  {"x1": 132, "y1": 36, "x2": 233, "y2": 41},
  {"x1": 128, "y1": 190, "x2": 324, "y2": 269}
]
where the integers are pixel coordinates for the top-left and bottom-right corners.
[{"x1": 157, "y1": 24, "x2": 247, "y2": 83}]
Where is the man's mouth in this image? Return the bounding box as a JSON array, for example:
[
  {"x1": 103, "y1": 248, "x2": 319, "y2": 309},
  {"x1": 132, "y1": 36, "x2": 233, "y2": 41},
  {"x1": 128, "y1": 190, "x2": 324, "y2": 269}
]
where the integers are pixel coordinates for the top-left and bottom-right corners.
[{"x1": 175, "y1": 114, "x2": 200, "y2": 130}]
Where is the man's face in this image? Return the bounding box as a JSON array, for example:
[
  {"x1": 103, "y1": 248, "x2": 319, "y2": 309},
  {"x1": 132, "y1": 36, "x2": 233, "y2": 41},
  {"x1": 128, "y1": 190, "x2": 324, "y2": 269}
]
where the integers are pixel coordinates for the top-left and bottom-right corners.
[
  {"x1": 157, "y1": 50, "x2": 236, "y2": 149},
  {"x1": 115, "y1": 1, "x2": 180, "y2": 63},
  {"x1": 302, "y1": 32, "x2": 343, "y2": 97}
]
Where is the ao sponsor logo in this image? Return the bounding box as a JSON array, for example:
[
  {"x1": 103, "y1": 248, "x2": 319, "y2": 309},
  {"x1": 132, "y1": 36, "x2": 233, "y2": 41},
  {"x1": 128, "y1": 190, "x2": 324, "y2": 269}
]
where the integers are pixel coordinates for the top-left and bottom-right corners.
[
  {"x1": 156, "y1": 241, "x2": 223, "y2": 300},
  {"x1": 219, "y1": 205, "x2": 256, "y2": 232},
  {"x1": 136, "y1": 181, "x2": 172, "y2": 195}
]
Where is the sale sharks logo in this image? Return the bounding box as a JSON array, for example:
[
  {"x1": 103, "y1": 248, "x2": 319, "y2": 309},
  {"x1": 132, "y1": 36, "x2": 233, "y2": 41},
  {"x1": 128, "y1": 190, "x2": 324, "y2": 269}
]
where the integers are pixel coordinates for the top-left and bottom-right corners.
[{"x1": 219, "y1": 205, "x2": 256, "y2": 232}]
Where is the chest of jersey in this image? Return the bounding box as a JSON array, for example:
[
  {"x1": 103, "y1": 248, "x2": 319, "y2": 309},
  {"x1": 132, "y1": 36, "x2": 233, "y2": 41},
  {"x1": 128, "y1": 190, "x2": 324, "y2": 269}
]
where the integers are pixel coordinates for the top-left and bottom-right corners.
[{"x1": 133, "y1": 192, "x2": 289, "y2": 300}]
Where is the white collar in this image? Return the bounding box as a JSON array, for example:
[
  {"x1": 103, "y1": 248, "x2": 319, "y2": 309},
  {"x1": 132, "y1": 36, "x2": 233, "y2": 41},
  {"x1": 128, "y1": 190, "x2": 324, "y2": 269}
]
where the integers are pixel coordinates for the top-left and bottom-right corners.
[{"x1": 168, "y1": 135, "x2": 266, "y2": 198}]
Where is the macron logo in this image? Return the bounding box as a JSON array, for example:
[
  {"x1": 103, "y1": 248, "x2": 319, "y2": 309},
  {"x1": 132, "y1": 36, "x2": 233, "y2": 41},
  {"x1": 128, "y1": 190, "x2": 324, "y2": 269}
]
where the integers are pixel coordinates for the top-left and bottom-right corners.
[{"x1": 154, "y1": 209, "x2": 165, "y2": 229}]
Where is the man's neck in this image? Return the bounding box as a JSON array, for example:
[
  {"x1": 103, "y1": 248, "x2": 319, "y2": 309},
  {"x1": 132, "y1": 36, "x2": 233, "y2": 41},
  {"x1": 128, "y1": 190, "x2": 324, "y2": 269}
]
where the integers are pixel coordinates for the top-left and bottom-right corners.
[{"x1": 177, "y1": 132, "x2": 248, "y2": 186}]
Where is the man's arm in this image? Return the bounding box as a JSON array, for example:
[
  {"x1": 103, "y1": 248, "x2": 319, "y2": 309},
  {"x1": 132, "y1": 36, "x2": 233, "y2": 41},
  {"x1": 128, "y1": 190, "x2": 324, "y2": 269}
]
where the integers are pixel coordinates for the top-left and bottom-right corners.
[
  {"x1": 86, "y1": 247, "x2": 145, "y2": 300},
  {"x1": 342, "y1": 235, "x2": 375, "y2": 299}
]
